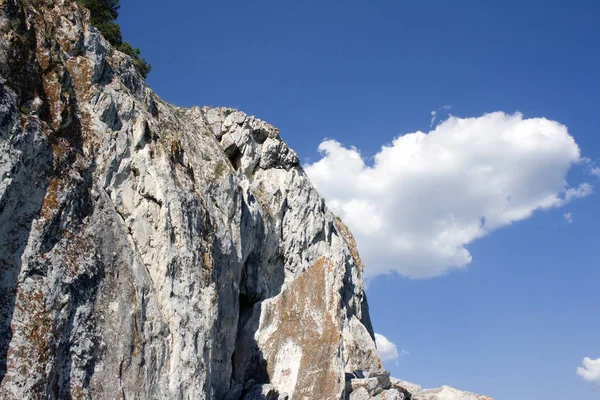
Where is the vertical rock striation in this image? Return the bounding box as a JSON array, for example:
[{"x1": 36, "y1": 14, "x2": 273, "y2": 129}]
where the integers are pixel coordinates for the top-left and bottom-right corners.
[{"x1": 0, "y1": 0, "x2": 378, "y2": 398}]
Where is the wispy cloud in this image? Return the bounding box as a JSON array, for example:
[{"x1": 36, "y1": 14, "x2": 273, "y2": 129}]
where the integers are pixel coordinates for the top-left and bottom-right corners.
[
  {"x1": 563, "y1": 212, "x2": 573, "y2": 223},
  {"x1": 430, "y1": 105, "x2": 452, "y2": 128},
  {"x1": 581, "y1": 157, "x2": 600, "y2": 177},
  {"x1": 563, "y1": 183, "x2": 593, "y2": 203}
]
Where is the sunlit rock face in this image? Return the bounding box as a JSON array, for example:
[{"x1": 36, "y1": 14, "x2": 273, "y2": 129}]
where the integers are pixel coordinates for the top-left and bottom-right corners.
[
  {"x1": 0, "y1": 0, "x2": 376, "y2": 398},
  {"x1": 411, "y1": 386, "x2": 494, "y2": 400},
  {"x1": 0, "y1": 1, "x2": 492, "y2": 399}
]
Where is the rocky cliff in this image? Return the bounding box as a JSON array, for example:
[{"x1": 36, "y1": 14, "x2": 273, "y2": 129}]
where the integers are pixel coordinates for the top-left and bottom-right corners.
[{"x1": 0, "y1": 1, "x2": 492, "y2": 399}]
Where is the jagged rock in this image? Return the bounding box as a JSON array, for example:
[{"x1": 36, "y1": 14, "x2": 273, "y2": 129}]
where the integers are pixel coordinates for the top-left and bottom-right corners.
[
  {"x1": 412, "y1": 386, "x2": 493, "y2": 400},
  {"x1": 349, "y1": 377, "x2": 385, "y2": 396},
  {"x1": 371, "y1": 389, "x2": 406, "y2": 400},
  {"x1": 349, "y1": 387, "x2": 371, "y2": 400},
  {"x1": 242, "y1": 384, "x2": 279, "y2": 400},
  {"x1": 391, "y1": 377, "x2": 421, "y2": 398},
  {"x1": 347, "y1": 369, "x2": 391, "y2": 396},
  {"x1": 0, "y1": 0, "x2": 378, "y2": 398}
]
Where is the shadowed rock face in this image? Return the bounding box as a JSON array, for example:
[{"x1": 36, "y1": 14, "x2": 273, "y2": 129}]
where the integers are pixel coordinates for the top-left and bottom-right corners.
[{"x1": 0, "y1": 1, "x2": 493, "y2": 399}]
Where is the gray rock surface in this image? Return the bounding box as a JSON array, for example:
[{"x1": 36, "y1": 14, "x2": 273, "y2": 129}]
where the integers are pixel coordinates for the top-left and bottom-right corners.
[
  {"x1": 344, "y1": 373, "x2": 492, "y2": 400},
  {"x1": 0, "y1": 0, "x2": 377, "y2": 398},
  {"x1": 390, "y1": 377, "x2": 422, "y2": 398},
  {"x1": 0, "y1": 0, "x2": 494, "y2": 399},
  {"x1": 371, "y1": 389, "x2": 405, "y2": 400},
  {"x1": 241, "y1": 384, "x2": 280, "y2": 400},
  {"x1": 411, "y1": 386, "x2": 493, "y2": 400},
  {"x1": 349, "y1": 387, "x2": 372, "y2": 400},
  {"x1": 347, "y1": 369, "x2": 391, "y2": 396}
]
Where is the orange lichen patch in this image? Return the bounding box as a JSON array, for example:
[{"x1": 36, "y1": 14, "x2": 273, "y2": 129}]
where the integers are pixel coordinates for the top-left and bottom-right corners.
[
  {"x1": 333, "y1": 215, "x2": 364, "y2": 271},
  {"x1": 32, "y1": 11, "x2": 53, "y2": 71},
  {"x1": 64, "y1": 57, "x2": 96, "y2": 137},
  {"x1": 70, "y1": 384, "x2": 86, "y2": 400},
  {"x1": 35, "y1": 43, "x2": 52, "y2": 72},
  {"x1": 131, "y1": 313, "x2": 143, "y2": 358},
  {"x1": 203, "y1": 252, "x2": 212, "y2": 271},
  {"x1": 260, "y1": 257, "x2": 344, "y2": 399},
  {"x1": 40, "y1": 176, "x2": 60, "y2": 219},
  {"x1": 23, "y1": 291, "x2": 52, "y2": 364},
  {"x1": 50, "y1": 139, "x2": 66, "y2": 158},
  {"x1": 201, "y1": 253, "x2": 213, "y2": 286},
  {"x1": 56, "y1": 228, "x2": 94, "y2": 275},
  {"x1": 42, "y1": 69, "x2": 66, "y2": 131},
  {"x1": 250, "y1": 185, "x2": 277, "y2": 218},
  {"x1": 32, "y1": 2, "x2": 97, "y2": 151},
  {"x1": 62, "y1": 56, "x2": 97, "y2": 150},
  {"x1": 65, "y1": 57, "x2": 94, "y2": 97},
  {"x1": 8, "y1": 288, "x2": 53, "y2": 384}
]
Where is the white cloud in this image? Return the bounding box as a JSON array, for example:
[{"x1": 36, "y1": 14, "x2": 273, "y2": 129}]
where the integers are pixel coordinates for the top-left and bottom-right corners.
[
  {"x1": 305, "y1": 112, "x2": 591, "y2": 278},
  {"x1": 581, "y1": 157, "x2": 600, "y2": 177},
  {"x1": 564, "y1": 183, "x2": 593, "y2": 203},
  {"x1": 563, "y1": 212, "x2": 573, "y2": 224},
  {"x1": 430, "y1": 111, "x2": 437, "y2": 128},
  {"x1": 578, "y1": 357, "x2": 600, "y2": 383},
  {"x1": 430, "y1": 105, "x2": 452, "y2": 128},
  {"x1": 374, "y1": 333, "x2": 403, "y2": 362}
]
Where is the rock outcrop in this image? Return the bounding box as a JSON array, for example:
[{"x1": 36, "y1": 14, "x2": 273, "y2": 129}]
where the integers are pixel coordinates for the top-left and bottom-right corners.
[
  {"x1": 411, "y1": 386, "x2": 493, "y2": 400},
  {"x1": 0, "y1": 0, "x2": 492, "y2": 399},
  {"x1": 343, "y1": 372, "x2": 493, "y2": 400}
]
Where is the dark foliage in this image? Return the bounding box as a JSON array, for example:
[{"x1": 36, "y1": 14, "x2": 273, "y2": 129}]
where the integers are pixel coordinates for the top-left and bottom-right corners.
[
  {"x1": 117, "y1": 42, "x2": 151, "y2": 78},
  {"x1": 75, "y1": 0, "x2": 151, "y2": 78}
]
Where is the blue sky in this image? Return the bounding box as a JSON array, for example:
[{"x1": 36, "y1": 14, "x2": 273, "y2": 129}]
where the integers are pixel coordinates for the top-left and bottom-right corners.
[{"x1": 119, "y1": 1, "x2": 599, "y2": 398}]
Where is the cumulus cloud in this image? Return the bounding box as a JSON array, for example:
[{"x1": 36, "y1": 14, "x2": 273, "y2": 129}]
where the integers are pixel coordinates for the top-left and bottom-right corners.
[
  {"x1": 578, "y1": 357, "x2": 600, "y2": 383},
  {"x1": 374, "y1": 333, "x2": 404, "y2": 362},
  {"x1": 305, "y1": 112, "x2": 591, "y2": 278}
]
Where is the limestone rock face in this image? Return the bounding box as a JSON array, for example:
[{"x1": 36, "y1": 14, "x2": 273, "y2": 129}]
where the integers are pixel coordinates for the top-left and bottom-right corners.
[
  {"x1": 0, "y1": 0, "x2": 377, "y2": 398},
  {"x1": 0, "y1": 1, "x2": 493, "y2": 399},
  {"x1": 411, "y1": 386, "x2": 494, "y2": 400},
  {"x1": 344, "y1": 373, "x2": 493, "y2": 400}
]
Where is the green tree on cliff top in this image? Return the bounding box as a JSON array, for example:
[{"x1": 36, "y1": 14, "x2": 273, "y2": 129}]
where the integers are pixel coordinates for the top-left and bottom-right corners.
[{"x1": 76, "y1": 0, "x2": 151, "y2": 78}]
